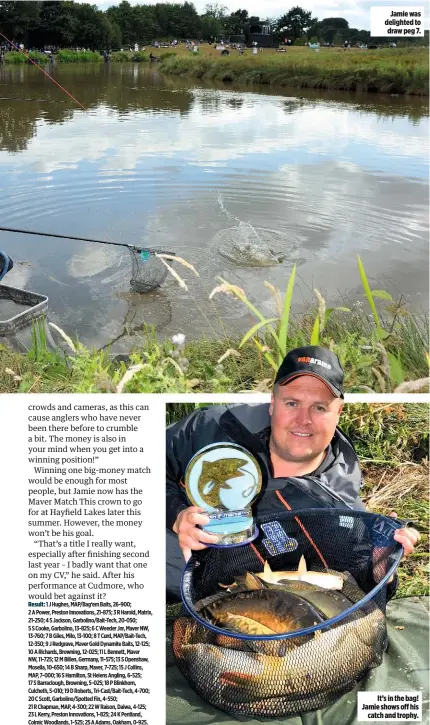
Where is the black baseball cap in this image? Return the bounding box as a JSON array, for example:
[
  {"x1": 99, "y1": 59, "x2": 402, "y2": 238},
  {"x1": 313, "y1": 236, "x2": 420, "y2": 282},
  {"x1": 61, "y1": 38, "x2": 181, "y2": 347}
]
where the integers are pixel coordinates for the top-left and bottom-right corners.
[{"x1": 274, "y1": 346, "x2": 344, "y2": 398}]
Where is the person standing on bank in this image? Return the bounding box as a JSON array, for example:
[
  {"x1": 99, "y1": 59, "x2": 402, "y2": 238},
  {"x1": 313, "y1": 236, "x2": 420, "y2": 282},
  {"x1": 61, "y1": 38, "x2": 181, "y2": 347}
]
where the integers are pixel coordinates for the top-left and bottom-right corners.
[{"x1": 166, "y1": 346, "x2": 420, "y2": 601}]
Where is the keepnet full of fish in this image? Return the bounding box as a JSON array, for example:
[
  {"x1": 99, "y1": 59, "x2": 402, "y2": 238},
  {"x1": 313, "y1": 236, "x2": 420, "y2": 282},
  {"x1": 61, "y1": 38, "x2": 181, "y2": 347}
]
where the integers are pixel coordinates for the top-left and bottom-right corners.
[{"x1": 173, "y1": 509, "x2": 404, "y2": 718}]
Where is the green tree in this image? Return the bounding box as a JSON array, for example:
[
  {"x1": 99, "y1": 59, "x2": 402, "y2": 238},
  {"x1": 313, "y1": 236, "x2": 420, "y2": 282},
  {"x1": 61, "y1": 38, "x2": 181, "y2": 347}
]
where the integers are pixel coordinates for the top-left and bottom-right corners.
[
  {"x1": 313, "y1": 17, "x2": 349, "y2": 44},
  {"x1": 356, "y1": 29, "x2": 370, "y2": 44},
  {"x1": 106, "y1": 0, "x2": 135, "y2": 46},
  {"x1": 154, "y1": 3, "x2": 181, "y2": 38},
  {"x1": 133, "y1": 4, "x2": 159, "y2": 42},
  {"x1": 105, "y1": 18, "x2": 122, "y2": 48},
  {"x1": 319, "y1": 16, "x2": 349, "y2": 28},
  {"x1": 2, "y1": 1, "x2": 386, "y2": 52},
  {"x1": 224, "y1": 8, "x2": 248, "y2": 35},
  {"x1": 176, "y1": 2, "x2": 201, "y2": 39},
  {"x1": 204, "y1": 3, "x2": 228, "y2": 21},
  {"x1": 275, "y1": 6, "x2": 315, "y2": 41},
  {"x1": 72, "y1": 3, "x2": 109, "y2": 48},
  {"x1": 332, "y1": 29, "x2": 346, "y2": 45},
  {"x1": 107, "y1": 1, "x2": 200, "y2": 43},
  {"x1": 201, "y1": 2, "x2": 228, "y2": 38},
  {"x1": 200, "y1": 14, "x2": 223, "y2": 40},
  {"x1": 34, "y1": 1, "x2": 78, "y2": 47},
  {"x1": 0, "y1": 1, "x2": 41, "y2": 45}
]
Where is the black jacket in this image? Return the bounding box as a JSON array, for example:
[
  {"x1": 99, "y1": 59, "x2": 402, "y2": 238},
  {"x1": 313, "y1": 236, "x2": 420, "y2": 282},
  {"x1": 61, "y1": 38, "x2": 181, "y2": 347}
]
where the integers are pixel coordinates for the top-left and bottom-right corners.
[
  {"x1": 166, "y1": 403, "x2": 367, "y2": 531},
  {"x1": 0, "y1": 251, "x2": 13, "y2": 281}
]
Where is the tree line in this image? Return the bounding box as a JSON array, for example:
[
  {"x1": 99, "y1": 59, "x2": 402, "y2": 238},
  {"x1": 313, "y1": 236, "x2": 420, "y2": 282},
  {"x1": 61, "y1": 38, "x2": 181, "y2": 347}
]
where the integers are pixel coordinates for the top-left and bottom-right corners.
[{"x1": 0, "y1": 1, "x2": 427, "y2": 49}]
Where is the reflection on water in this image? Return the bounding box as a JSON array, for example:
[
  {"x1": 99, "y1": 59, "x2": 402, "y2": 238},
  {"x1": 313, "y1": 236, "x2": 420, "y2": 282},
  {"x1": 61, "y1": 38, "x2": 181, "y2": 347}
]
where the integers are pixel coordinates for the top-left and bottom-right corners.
[
  {"x1": 0, "y1": 63, "x2": 428, "y2": 351},
  {"x1": 99, "y1": 289, "x2": 172, "y2": 351}
]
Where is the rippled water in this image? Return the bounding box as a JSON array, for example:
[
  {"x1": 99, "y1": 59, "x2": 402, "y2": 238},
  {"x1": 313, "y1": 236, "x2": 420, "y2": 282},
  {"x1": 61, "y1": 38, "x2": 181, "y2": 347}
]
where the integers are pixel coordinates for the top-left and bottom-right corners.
[{"x1": 0, "y1": 64, "x2": 428, "y2": 351}]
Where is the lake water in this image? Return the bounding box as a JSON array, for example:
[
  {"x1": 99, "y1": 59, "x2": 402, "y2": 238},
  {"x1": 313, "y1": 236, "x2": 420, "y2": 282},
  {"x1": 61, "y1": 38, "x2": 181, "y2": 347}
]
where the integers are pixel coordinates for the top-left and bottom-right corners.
[{"x1": 0, "y1": 63, "x2": 428, "y2": 352}]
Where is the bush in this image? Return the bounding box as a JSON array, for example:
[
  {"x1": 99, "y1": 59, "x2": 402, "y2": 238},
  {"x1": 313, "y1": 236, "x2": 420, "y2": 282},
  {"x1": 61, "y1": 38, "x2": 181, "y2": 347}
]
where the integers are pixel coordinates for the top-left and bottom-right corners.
[
  {"x1": 131, "y1": 51, "x2": 149, "y2": 62},
  {"x1": 55, "y1": 50, "x2": 102, "y2": 63},
  {"x1": 110, "y1": 50, "x2": 133, "y2": 62},
  {"x1": 110, "y1": 50, "x2": 149, "y2": 62},
  {"x1": 5, "y1": 51, "x2": 49, "y2": 64},
  {"x1": 294, "y1": 36, "x2": 308, "y2": 46}
]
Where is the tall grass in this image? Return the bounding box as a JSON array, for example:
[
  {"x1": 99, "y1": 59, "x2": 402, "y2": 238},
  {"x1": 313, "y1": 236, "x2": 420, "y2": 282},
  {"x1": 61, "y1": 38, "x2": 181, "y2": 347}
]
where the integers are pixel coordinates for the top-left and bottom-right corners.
[
  {"x1": 55, "y1": 50, "x2": 102, "y2": 63},
  {"x1": 341, "y1": 403, "x2": 428, "y2": 464},
  {"x1": 5, "y1": 51, "x2": 49, "y2": 64},
  {"x1": 110, "y1": 50, "x2": 175, "y2": 62},
  {"x1": 210, "y1": 256, "x2": 429, "y2": 393},
  {"x1": 159, "y1": 47, "x2": 428, "y2": 95}
]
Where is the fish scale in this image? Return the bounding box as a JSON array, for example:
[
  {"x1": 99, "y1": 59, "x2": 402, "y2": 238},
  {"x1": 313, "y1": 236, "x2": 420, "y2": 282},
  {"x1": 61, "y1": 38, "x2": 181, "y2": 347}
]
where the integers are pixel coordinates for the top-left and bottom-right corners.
[
  {"x1": 177, "y1": 604, "x2": 385, "y2": 713},
  {"x1": 262, "y1": 580, "x2": 358, "y2": 620},
  {"x1": 208, "y1": 588, "x2": 325, "y2": 635}
]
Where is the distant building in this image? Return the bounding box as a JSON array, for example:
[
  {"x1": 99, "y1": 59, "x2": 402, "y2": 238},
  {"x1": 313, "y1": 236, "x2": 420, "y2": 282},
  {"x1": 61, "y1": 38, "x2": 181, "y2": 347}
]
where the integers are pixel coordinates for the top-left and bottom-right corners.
[
  {"x1": 243, "y1": 20, "x2": 273, "y2": 48},
  {"x1": 229, "y1": 34, "x2": 246, "y2": 45}
]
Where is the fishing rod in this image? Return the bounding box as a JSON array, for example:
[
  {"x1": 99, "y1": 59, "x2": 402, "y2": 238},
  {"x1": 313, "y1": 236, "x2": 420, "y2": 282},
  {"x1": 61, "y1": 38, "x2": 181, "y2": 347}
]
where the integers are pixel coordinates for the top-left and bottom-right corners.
[
  {"x1": 0, "y1": 30, "x2": 86, "y2": 110},
  {"x1": 0, "y1": 225, "x2": 145, "y2": 252}
]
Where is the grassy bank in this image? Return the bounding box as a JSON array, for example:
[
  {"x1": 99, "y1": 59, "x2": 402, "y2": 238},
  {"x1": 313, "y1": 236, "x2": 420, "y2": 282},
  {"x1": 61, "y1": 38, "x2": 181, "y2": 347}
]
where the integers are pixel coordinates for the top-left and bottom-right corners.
[
  {"x1": 4, "y1": 48, "x2": 170, "y2": 64},
  {"x1": 4, "y1": 49, "x2": 103, "y2": 63},
  {"x1": 0, "y1": 258, "x2": 428, "y2": 393},
  {"x1": 4, "y1": 45, "x2": 427, "y2": 95},
  {"x1": 158, "y1": 46, "x2": 428, "y2": 95},
  {"x1": 166, "y1": 402, "x2": 429, "y2": 601},
  {"x1": 0, "y1": 310, "x2": 427, "y2": 394},
  {"x1": 110, "y1": 50, "x2": 176, "y2": 62}
]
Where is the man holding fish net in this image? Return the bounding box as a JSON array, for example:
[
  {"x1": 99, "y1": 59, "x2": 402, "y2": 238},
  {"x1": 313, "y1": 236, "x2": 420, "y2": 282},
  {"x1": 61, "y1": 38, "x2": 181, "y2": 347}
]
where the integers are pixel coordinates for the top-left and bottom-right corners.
[
  {"x1": 166, "y1": 345, "x2": 419, "y2": 603},
  {"x1": 165, "y1": 347, "x2": 427, "y2": 722}
]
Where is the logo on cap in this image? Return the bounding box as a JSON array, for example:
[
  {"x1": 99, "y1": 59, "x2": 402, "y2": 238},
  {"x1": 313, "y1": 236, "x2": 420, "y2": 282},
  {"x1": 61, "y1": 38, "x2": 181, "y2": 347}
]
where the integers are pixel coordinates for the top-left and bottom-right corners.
[{"x1": 297, "y1": 356, "x2": 332, "y2": 370}]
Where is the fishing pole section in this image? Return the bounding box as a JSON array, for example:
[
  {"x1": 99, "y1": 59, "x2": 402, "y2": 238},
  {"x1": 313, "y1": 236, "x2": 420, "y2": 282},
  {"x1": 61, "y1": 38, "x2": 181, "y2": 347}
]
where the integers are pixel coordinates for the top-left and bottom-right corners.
[
  {"x1": 0, "y1": 30, "x2": 86, "y2": 110},
  {"x1": 0, "y1": 225, "x2": 173, "y2": 293},
  {"x1": 0, "y1": 32, "x2": 177, "y2": 351}
]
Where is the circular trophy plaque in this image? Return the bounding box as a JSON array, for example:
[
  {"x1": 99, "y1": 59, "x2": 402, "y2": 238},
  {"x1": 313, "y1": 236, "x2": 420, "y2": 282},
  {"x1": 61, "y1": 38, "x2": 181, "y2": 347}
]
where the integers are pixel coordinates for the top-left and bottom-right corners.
[{"x1": 184, "y1": 442, "x2": 262, "y2": 546}]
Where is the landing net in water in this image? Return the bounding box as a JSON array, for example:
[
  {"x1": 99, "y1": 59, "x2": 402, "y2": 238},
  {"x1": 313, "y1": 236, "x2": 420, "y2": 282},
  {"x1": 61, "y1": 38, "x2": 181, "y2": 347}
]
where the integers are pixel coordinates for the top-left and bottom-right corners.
[{"x1": 129, "y1": 247, "x2": 172, "y2": 292}]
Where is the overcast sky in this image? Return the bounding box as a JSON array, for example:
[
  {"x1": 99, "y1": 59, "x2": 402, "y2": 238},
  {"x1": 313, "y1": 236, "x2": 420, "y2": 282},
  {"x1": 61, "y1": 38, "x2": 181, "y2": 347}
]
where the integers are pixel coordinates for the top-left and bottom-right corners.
[{"x1": 95, "y1": 1, "x2": 423, "y2": 32}]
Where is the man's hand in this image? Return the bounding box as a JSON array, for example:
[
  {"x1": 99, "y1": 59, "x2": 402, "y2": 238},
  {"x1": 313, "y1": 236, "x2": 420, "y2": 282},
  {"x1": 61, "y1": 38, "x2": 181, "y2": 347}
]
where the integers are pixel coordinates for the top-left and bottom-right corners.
[
  {"x1": 173, "y1": 506, "x2": 219, "y2": 562},
  {"x1": 384, "y1": 512, "x2": 421, "y2": 584},
  {"x1": 373, "y1": 512, "x2": 421, "y2": 584},
  {"x1": 390, "y1": 511, "x2": 421, "y2": 556}
]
